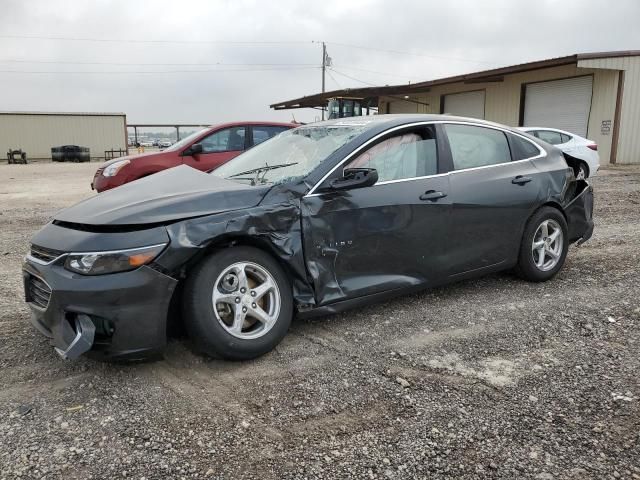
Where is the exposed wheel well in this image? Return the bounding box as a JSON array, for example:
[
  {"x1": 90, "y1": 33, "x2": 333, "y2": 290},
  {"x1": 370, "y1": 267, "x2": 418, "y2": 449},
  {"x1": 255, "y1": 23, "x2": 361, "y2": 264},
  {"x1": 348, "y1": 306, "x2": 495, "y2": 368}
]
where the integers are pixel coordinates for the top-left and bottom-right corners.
[
  {"x1": 563, "y1": 153, "x2": 589, "y2": 178},
  {"x1": 167, "y1": 235, "x2": 296, "y2": 338}
]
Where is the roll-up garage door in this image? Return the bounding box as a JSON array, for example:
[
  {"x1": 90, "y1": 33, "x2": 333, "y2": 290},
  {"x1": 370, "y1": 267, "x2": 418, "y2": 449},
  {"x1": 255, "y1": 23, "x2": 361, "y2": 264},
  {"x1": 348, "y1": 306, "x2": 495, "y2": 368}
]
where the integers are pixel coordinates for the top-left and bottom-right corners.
[
  {"x1": 443, "y1": 90, "x2": 485, "y2": 119},
  {"x1": 523, "y1": 76, "x2": 593, "y2": 137},
  {"x1": 387, "y1": 100, "x2": 419, "y2": 114}
]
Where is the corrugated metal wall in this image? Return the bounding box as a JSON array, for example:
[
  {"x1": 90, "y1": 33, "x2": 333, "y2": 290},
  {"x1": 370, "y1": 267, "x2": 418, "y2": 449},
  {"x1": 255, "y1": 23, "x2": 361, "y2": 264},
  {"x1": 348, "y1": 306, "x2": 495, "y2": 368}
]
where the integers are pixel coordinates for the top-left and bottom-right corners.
[
  {"x1": 0, "y1": 113, "x2": 126, "y2": 160},
  {"x1": 381, "y1": 63, "x2": 624, "y2": 164},
  {"x1": 579, "y1": 56, "x2": 640, "y2": 165}
]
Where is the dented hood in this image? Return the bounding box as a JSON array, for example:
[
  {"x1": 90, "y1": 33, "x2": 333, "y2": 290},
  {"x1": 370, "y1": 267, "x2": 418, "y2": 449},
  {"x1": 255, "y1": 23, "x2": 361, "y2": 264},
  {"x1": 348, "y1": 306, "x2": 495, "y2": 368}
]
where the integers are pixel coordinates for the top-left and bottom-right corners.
[{"x1": 55, "y1": 165, "x2": 271, "y2": 225}]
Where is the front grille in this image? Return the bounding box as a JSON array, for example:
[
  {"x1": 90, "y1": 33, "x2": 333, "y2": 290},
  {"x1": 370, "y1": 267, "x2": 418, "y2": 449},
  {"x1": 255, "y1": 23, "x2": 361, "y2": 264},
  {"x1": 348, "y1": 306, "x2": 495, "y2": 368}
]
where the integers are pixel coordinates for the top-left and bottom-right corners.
[
  {"x1": 26, "y1": 274, "x2": 52, "y2": 309},
  {"x1": 30, "y1": 244, "x2": 65, "y2": 263}
]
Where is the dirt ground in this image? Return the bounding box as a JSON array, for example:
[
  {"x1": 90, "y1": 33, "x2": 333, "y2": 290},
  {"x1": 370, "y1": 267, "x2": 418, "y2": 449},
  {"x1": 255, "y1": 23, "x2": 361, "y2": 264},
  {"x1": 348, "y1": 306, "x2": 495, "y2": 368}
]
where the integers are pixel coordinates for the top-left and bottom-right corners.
[{"x1": 1, "y1": 162, "x2": 639, "y2": 480}]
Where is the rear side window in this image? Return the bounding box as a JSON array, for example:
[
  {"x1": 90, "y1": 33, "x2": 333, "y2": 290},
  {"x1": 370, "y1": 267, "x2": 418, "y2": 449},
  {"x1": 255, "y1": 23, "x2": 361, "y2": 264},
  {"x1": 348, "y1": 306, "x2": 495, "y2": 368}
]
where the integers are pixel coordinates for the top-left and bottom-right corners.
[
  {"x1": 252, "y1": 126, "x2": 290, "y2": 146},
  {"x1": 560, "y1": 133, "x2": 572, "y2": 143},
  {"x1": 509, "y1": 133, "x2": 541, "y2": 160},
  {"x1": 535, "y1": 130, "x2": 565, "y2": 145},
  {"x1": 444, "y1": 124, "x2": 511, "y2": 170}
]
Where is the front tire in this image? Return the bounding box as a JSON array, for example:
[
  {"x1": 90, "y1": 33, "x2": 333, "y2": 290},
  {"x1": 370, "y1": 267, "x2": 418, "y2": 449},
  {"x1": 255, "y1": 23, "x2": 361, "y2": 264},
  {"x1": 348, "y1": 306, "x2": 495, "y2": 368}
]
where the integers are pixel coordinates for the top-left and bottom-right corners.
[
  {"x1": 515, "y1": 207, "x2": 569, "y2": 282},
  {"x1": 182, "y1": 246, "x2": 293, "y2": 360}
]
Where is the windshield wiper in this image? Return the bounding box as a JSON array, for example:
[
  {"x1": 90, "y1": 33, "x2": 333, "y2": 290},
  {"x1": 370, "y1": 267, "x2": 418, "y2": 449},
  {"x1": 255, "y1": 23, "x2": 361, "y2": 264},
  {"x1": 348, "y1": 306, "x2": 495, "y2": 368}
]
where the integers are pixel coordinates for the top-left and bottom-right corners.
[{"x1": 227, "y1": 162, "x2": 298, "y2": 180}]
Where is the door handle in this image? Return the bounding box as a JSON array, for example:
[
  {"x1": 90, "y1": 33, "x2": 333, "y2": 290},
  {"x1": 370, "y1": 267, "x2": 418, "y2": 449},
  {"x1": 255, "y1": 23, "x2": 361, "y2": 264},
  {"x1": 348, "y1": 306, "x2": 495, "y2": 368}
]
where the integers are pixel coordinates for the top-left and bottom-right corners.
[
  {"x1": 512, "y1": 175, "x2": 532, "y2": 185},
  {"x1": 419, "y1": 190, "x2": 447, "y2": 201}
]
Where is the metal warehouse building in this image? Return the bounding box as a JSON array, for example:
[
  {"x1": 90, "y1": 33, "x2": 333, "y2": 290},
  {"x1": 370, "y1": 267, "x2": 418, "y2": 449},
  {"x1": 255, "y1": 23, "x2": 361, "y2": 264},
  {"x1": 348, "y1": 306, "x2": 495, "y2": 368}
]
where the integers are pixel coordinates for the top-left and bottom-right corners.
[
  {"x1": 272, "y1": 50, "x2": 640, "y2": 165},
  {"x1": 0, "y1": 111, "x2": 127, "y2": 161}
]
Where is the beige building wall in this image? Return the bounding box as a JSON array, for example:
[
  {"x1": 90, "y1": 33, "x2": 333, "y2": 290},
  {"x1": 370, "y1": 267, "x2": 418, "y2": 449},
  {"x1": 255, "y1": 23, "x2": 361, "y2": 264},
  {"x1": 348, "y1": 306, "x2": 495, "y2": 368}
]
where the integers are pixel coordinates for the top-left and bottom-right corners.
[
  {"x1": 380, "y1": 64, "x2": 623, "y2": 164},
  {"x1": 0, "y1": 113, "x2": 126, "y2": 160},
  {"x1": 579, "y1": 56, "x2": 640, "y2": 165}
]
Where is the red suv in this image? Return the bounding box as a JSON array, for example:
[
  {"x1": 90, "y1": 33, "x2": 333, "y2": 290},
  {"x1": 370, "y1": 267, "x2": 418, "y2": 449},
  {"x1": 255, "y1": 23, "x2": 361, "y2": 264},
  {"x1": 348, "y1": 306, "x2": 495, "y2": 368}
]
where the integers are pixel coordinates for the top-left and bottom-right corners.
[{"x1": 92, "y1": 121, "x2": 296, "y2": 192}]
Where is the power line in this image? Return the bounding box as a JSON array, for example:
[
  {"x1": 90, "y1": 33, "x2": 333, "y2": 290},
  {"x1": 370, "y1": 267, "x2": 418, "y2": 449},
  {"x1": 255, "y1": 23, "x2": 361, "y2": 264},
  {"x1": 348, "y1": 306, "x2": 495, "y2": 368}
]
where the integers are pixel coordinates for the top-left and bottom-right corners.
[
  {"x1": 0, "y1": 59, "x2": 317, "y2": 67},
  {"x1": 326, "y1": 41, "x2": 495, "y2": 65},
  {"x1": 331, "y1": 64, "x2": 415, "y2": 80},
  {"x1": 328, "y1": 68, "x2": 380, "y2": 87},
  {"x1": 325, "y1": 69, "x2": 343, "y2": 89},
  {"x1": 0, "y1": 34, "x2": 313, "y2": 45},
  {"x1": 0, "y1": 66, "x2": 319, "y2": 75}
]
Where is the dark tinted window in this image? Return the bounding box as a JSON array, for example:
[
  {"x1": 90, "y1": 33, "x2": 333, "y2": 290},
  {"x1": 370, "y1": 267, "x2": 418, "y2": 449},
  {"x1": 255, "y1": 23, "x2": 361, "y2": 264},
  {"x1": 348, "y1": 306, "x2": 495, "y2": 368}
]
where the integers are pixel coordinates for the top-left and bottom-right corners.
[
  {"x1": 200, "y1": 126, "x2": 247, "y2": 153},
  {"x1": 535, "y1": 130, "x2": 564, "y2": 145},
  {"x1": 509, "y1": 134, "x2": 541, "y2": 160},
  {"x1": 348, "y1": 126, "x2": 438, "y2": 182},
  {"x1": 252, "y1": 126, "x2": 290, "y2": 146},
  {"x1": 445, "y1": 124, "x2": 511, "y2": 170}
]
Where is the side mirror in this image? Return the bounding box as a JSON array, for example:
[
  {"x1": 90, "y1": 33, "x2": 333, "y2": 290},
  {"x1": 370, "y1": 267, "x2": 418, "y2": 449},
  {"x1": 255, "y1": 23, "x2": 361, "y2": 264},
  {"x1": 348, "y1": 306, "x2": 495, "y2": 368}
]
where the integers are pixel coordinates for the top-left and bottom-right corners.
[
  {"x1": 184, "y1": 143, "x2": 203, "y2": 156},
  {"x1": 329, "y1": 168, "x2": 378, "y2": 191}
]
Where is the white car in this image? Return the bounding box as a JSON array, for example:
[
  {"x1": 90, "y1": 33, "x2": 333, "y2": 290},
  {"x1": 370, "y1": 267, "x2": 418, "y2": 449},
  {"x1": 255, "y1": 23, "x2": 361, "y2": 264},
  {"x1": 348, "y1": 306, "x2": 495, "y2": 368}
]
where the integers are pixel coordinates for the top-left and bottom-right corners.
[
  {"x1": 158, "y1": 140, "x2": 172, "y2": 148},
  {"x1": 519, "y1": 127, "x2": 599, "y2": 179}
]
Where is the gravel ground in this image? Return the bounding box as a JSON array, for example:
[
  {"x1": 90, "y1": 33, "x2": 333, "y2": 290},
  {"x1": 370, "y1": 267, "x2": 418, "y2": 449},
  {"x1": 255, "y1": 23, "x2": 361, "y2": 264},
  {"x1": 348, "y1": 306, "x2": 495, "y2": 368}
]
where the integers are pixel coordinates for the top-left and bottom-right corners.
[{"x1": 1, "y1": 162, "x2": 639, "y2": 480}]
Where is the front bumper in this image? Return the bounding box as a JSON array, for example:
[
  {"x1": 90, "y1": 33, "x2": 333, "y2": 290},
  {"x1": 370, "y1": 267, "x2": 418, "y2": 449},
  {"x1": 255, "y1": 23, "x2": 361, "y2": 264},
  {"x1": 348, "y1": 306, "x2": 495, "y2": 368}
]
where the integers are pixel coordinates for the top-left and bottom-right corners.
[{"x1": 23, "y1": 256, "x2": 178, "y2": 361}]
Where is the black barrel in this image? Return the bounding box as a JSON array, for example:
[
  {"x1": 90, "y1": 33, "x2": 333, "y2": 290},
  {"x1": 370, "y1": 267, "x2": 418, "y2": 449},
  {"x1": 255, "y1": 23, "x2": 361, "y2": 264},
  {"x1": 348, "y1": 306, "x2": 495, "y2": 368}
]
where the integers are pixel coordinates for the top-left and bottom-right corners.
[{"x1": 51, "y1": 145, "x2": 91, "y2": 162}]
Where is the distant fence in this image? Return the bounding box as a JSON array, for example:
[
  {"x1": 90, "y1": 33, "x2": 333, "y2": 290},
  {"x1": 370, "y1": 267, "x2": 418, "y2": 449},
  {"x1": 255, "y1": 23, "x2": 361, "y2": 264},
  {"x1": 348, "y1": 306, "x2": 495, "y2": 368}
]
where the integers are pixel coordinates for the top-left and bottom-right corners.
[{"x1": 104, "y1": 149, "x2": 128, "y2": 161}]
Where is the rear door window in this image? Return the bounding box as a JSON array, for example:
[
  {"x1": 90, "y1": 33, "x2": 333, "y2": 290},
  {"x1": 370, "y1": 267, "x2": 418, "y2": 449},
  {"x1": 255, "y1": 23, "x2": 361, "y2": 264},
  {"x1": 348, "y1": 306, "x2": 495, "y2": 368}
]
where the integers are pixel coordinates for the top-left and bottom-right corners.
[
  {"x1": 200, "y1": 126, "x2": 247, "y2": 153},
  {"x1": 444, "y1": 124, "x2": 511, "y2": 170},
  {"x1": 252, "y1": 126, "x2": 290, "y2": 146}
]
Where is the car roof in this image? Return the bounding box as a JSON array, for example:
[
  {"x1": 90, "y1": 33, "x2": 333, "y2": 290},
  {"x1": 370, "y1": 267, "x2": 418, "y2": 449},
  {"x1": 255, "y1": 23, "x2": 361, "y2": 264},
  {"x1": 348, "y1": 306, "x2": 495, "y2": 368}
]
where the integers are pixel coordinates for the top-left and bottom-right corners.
[
  {"x1": 307, "y1": 114, "x2": 524, "y2": 133},
  {"x1": 207, "y1": 121, "x2": 298, "y2": 130}
]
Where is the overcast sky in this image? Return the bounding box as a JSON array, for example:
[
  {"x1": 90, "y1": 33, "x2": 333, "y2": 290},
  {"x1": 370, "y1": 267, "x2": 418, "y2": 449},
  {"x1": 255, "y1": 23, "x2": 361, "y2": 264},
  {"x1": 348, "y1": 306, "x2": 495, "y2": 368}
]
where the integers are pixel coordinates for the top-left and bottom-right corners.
[{"x1": 1, "y1": 0, "x2": 639, "y2": 125}]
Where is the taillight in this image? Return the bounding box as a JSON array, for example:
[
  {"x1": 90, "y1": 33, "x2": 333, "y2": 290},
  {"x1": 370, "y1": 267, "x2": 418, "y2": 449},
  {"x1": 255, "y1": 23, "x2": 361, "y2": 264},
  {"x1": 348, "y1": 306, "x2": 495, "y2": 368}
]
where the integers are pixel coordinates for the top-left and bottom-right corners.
[{"x1": 587, "y1": 143, "x2": 598, "y2": 151}]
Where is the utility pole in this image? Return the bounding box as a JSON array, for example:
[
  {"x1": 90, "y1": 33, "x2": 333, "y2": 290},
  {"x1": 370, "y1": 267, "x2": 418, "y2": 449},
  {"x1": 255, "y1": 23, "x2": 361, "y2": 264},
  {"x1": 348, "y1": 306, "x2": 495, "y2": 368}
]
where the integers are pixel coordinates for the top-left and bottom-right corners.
[{"x1": 321, "y1": 41, "x2": 326, "y2": 120}]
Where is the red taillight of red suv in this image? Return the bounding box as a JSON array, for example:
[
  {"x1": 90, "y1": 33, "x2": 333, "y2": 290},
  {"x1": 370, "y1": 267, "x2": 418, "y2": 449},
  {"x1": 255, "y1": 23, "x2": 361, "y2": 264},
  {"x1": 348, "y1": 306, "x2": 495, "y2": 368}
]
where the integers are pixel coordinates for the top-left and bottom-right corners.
[{"x1": 587, "y1": 143, "x2": 598, "y2": 151}]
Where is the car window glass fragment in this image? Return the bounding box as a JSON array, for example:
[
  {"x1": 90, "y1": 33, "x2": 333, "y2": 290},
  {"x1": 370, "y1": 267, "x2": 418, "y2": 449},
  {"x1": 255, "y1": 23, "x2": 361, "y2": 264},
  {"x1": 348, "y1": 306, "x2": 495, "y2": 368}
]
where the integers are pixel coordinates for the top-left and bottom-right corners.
[{"x1": 445, "y1": 124, "x2": 511, "y2": 170}]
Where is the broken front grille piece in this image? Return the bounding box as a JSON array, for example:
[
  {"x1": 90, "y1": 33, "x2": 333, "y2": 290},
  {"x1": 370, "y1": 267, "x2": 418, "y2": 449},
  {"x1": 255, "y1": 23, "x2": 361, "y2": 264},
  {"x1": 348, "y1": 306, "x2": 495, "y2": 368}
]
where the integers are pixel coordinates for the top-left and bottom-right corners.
[{"x1": 30, "y1": 244, "x2": 65, "y2": 263}]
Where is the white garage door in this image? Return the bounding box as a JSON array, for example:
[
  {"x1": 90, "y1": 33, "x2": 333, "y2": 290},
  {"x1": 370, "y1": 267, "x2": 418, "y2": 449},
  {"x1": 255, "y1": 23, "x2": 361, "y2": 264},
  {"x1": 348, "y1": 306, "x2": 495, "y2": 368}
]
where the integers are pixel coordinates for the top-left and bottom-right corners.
[
  {"x1": 387, "y1": 100, "x2": 418, "y2": 114},
  {"x1": 443, "y1": 90, "x2": 485, "y2": 119},
  {"x1": 523, "y1": 76, "x2": 593, "y2": 137}
]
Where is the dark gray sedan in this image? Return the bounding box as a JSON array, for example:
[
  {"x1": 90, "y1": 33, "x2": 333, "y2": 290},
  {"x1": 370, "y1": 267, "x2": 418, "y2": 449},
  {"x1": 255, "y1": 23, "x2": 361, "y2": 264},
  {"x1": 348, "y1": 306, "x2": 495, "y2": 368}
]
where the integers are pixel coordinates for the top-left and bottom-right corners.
[{"x1": 23, "y1": 115, "x2": 593, "y2": 361}]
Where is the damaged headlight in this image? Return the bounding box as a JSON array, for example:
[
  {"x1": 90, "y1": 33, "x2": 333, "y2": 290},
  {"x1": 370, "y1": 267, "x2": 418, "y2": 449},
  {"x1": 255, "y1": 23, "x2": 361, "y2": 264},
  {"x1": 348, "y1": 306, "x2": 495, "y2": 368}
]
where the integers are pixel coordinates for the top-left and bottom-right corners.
[
  {"x1": 64, "y1": 244, "x2": 167, "y2": 275},
  {"x1": 102, "y1": 159, "x2": 130, "y2": 177}
]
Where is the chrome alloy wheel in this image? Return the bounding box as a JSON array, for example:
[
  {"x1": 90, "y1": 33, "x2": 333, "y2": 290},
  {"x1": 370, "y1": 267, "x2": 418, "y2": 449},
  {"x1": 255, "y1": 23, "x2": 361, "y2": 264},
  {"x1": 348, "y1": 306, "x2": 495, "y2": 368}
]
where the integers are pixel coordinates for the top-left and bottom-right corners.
[
  {"x1": 531, "y1": 219, "x2": 564, "y2": 272},
  {"x1": 212, "y1": 262, "x2": 281, "y2": 340}
]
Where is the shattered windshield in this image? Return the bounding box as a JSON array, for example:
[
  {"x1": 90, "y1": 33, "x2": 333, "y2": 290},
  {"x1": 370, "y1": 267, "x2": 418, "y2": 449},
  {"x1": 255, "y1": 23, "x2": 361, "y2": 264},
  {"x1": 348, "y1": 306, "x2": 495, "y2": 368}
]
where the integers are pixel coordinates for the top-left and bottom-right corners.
[{"x1": 212, "y1": 124, "x2": 367, "y2": 185}]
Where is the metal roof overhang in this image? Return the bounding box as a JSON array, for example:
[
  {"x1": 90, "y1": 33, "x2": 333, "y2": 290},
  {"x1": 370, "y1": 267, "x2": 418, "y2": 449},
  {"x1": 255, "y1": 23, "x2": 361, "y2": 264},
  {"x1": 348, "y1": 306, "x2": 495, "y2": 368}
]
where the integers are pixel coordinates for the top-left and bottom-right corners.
[{"x1": 270, "y1": 50, "x2": 640, "y2": 111}]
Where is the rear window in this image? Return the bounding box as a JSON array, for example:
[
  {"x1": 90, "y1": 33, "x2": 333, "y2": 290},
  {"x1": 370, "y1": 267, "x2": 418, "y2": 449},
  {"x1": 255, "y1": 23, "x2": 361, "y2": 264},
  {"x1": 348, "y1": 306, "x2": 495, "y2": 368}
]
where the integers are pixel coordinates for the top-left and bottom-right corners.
[
  {"x1": 509, "y1": 134, "x2": 541, "y2": 160},
  {"x1": 445, "y1": 124, "x2": 511, "y2": 170}
]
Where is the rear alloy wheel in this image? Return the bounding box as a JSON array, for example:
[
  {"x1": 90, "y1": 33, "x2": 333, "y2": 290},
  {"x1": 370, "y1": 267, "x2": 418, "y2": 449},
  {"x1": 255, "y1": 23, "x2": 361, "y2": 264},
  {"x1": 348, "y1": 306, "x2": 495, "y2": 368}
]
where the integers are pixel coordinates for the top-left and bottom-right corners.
[
  {"x1": 516, "y1": 207, "x2": 569, "y2": 282},
  {"x1": 183, "y1": 247, "x2": 293, "y2": 360},
  {"x1": 531, "y1": 219, "x2": 564, "y2": 271}
]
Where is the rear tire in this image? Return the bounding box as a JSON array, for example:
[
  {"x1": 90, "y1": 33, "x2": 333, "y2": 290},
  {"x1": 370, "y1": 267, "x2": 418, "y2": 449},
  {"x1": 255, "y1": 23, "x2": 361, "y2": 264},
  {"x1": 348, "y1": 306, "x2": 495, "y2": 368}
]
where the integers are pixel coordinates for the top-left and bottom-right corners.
[
  {"x1": 515, "y1": 207, "x2": 569, "y2": 282},
  {"x1": 182, "y1": 246, "x2": 293, "y2": 360},
  {"x1": 576, "y1": 162, "x2": 589, "y2": 180}
]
